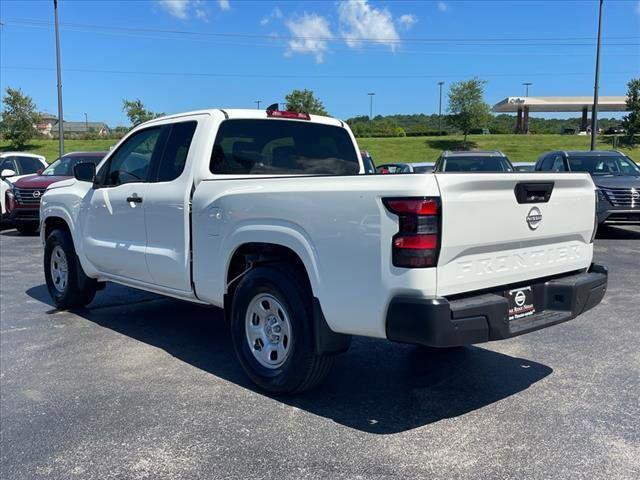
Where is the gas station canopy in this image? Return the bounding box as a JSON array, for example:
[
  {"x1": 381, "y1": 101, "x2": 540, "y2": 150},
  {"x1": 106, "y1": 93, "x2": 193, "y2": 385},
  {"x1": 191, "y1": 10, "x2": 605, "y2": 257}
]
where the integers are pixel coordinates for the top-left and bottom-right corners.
[{"x1": 492, "y1": 96, "x2": 628, "y2": 113}]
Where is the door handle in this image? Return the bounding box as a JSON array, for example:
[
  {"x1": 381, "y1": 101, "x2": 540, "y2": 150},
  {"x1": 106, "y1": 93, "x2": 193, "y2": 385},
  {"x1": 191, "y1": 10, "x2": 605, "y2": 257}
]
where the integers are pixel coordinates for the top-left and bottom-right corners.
[{"x1": 126, "y1": 194, "x2": 143, "y2": 204}]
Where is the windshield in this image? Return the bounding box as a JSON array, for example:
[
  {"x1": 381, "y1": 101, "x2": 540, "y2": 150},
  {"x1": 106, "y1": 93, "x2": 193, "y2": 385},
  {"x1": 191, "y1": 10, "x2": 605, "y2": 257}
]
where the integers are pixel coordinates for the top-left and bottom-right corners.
[
  {"x1": 439, "y1": 156, "x2": 513, "y2": 172},
  {"x1": 42, "y1": 155, "x2": 103, "y2": 176},
  {"x1": 568, "y1": 155, "x2": 640, "y2": 176},
  {"x1": 210, "y1": 120, "x2": 359, "y2": 175}
]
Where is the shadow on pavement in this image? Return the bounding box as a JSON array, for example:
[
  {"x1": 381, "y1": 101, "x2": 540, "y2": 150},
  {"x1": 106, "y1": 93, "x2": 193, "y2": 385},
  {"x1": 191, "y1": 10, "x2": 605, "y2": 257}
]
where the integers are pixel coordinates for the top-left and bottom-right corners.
[
  {"x1": 27, "y1": 283, "x2": 552, "y2": 434},
  {"x1": 596, "y1": 225, "x2": 640, "y2": 240}
]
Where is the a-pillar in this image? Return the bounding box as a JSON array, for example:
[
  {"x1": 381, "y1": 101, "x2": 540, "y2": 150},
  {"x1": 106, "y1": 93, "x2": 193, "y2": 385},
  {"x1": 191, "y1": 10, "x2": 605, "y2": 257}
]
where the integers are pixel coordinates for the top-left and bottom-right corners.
[
  {"x1": 516, "y1": 107, "x2": 523, "y2": 134},
  {"x1": 581, "y1": 107, "x2": 589, "y2": 131},
  {"x1": 523, "y1": 106, "x2": 530, "y2": 134}
]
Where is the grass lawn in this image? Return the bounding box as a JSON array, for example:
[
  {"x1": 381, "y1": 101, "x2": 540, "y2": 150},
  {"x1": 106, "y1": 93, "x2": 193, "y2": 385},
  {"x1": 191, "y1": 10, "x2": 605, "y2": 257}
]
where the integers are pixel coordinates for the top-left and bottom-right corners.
[
  {"x1": 356, "y1": 134, "x2": 639, "y2": 164},
  {"x1": 0, "y1": 139, "x2": 118, "y2": 163},
  {"x1": 1, "y1": 134, "x2": 638, "y2": 165}
]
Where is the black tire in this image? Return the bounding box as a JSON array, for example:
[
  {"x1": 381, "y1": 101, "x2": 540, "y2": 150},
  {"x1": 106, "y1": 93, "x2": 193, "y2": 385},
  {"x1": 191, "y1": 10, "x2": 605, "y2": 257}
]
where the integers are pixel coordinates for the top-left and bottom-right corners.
[
  {"x1": 44, "y1": 228, "x2": 98, "y2": 309},
  {"x1": 230, "y1": 265, "x2": 334, "y2": 394},
  {"x1": 16, "y1": 223, "x2": 38, "y2": 235}
]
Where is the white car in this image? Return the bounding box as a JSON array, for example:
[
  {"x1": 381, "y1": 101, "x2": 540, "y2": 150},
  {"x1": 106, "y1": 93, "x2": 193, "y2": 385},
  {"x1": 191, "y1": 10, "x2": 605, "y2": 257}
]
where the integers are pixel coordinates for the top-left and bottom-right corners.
[
  {"x1": 39, "y1": 108, "x2": 607, "y2": 394},
  {"x1": 1, "y1": 152, "x2": 47, "y2": 224}
]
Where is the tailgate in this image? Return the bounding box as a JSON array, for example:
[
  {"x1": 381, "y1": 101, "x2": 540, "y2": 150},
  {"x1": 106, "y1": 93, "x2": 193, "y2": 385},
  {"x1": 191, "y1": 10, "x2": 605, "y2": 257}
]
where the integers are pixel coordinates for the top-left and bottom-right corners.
[{"x1": 435, "y1": 173, "x2": 596, "y2": 296}]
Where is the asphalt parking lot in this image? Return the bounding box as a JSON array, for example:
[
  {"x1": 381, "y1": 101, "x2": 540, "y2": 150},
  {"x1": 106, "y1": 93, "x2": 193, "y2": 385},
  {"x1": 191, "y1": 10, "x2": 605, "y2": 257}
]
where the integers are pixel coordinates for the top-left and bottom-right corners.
[{"x1": 1, "y1": 226, "x2": 639, "y2": 479}]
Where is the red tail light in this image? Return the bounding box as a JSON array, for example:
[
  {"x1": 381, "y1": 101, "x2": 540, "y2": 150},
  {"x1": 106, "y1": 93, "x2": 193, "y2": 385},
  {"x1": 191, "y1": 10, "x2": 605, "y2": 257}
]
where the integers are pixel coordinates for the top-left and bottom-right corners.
[
  {"x1": 383, "y1": 197, "x2": 441, "y2": 268},
  {"x1": 266, "y1": 110, "x2": 310, "y2": 120}
]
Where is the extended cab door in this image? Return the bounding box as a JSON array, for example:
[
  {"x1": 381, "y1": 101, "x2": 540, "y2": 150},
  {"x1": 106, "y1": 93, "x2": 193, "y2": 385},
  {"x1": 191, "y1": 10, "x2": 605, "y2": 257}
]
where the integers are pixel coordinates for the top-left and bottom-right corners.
[
  {"x1": 143, "y1": 119, "x2": 200, "y2": 292},
  {"x1": 83, "y1": 126, "x2": 164, "y2": 283}
]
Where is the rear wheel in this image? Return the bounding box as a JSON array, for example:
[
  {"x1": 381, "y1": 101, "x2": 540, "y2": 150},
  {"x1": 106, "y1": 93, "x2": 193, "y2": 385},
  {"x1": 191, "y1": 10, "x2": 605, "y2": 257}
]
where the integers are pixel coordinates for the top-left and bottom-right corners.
[
  {"x1": 44, "y1": 228, "x2": 97, "y2": 309},
  {"x1": 230, "y1": 265, "x2": 334, "y2": 394}
]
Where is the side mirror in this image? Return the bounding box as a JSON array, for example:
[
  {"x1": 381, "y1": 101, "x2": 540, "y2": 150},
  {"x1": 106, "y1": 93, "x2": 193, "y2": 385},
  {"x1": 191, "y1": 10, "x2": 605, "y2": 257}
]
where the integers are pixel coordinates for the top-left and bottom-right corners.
[
  {"x1": 73, "y1": 162, "x2": 96, "y2": 182},
  {"x1": 1, "y1": 169, "x2": 16, "y2": 180}
]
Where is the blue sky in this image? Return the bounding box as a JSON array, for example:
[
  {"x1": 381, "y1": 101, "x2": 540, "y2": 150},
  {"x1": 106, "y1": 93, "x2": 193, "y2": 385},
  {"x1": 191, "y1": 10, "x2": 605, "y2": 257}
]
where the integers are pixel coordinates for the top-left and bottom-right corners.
[{"x1": 1, "y1": 0, "x2": 639, "y2": 126}]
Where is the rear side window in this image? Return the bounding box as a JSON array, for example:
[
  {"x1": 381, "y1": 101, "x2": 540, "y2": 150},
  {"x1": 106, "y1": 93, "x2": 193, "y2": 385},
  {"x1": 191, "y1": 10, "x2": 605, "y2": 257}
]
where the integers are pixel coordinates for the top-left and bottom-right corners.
[
  {"x1": 155, "y1": 121, "x2": 197, "y2": 182},
  {"x1": 210, "y1": 119, "x2": 359, "y2": 175}
]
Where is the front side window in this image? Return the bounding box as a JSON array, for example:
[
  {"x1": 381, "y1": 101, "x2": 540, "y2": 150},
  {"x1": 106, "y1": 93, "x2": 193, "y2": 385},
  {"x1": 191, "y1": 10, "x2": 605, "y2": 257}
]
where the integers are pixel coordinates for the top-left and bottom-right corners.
[
  {"x1": 210, "y1": 120, "x2": 359, "y2": 175},
  {"x1": 568, "y1": 155, "x2": 640, "y2": 176},
  {"x1": 102, "y1": 128, "x2": 162, "y2": 186},
  {"x1": 0, "y1": 158, "x2": 16, "y2": 173}
]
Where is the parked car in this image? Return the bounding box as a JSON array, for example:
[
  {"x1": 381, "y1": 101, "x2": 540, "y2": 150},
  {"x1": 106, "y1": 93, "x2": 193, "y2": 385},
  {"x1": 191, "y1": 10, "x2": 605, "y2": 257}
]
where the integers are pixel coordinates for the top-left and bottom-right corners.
[
  {"x1": 434, "y1": 150, "x2": 515, "y2": 172},
  {"x1": 535, "y1": 150, "x2": 640, "y2": 225},
  {"x1": 6, "y1": 151, "x2": 106, "y2": 234},
  {"x1": 1, "y1": 152, "x2": 47, "y2": 226},
  {"x1": 376, "y1": 162, "x2": 434, "y2": 174},
  {"x1": 360, "y1": 150, "x2": 376, "y2": 174},
  {"x1": 514, "y1": 162, "x2": 536, "y2": 172},
  {"x1": 604, "y1": 126, "x2": 625, "y2": 135},
  {"x1": 40, "y1": 108, "x2": 606, "y2": 394}
]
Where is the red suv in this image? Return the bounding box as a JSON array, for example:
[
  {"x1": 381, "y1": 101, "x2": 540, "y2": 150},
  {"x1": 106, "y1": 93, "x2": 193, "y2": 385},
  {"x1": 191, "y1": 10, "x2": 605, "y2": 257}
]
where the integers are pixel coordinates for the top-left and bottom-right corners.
[{"x1": 6, "y1": 151, "x2": 107, "y2": 234}]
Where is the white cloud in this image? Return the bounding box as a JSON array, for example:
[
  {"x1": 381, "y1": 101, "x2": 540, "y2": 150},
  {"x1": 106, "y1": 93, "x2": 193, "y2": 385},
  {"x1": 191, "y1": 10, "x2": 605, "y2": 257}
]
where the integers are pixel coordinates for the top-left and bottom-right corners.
[
  {"x1": 338, "y1": 0, "x2": 401, "y2": 52},
  {"x1": 285, "y1": 14, "x2": 333, "y2": 63},
  {"x1": 438, "y1": 2, "x2": 448, "y2": 12},
  {"x1": 261, "y1": 7, "x2": 283, "y2": 26},
  {"x1": 218, "y1": 0, "x2": 230, "y2": 11},
  {"x1": 157, "y1": 0, "x2": 209, "y2": 20},
  {"x1": 398, "y1": 14, "x2": 417, "y2": 28},
  {"x1": 158, "y1": 0, "x2": 189, "y2": 19}
]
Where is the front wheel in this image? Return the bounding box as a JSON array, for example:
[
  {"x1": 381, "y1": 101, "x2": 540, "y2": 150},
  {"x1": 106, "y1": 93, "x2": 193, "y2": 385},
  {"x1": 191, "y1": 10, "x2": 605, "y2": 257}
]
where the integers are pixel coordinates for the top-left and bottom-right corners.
[
  {"x1": 230, "y1": 266, "x2": 334, "y2": 394},
  {"x1": 44, "y1": 228, "x2": 97, "y2": 309}
]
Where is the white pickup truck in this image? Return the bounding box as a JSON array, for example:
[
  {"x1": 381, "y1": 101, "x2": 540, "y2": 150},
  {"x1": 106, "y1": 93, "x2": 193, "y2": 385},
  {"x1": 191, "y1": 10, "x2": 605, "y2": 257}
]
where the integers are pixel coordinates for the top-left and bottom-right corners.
[{"x1": 40, "y1": 109, "x2": 607, "y2": 393}]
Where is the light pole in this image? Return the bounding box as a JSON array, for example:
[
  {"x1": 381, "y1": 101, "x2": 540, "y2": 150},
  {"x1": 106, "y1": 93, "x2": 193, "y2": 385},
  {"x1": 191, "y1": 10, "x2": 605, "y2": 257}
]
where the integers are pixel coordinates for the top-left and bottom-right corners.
[
  {"x1": 522, "y1": 82, "x2": 532, "y2": 97},
  {"x1": 84, "y1": 112, "x2": 88, "y2": 130},
  {"x1": 590, "y1": 0, "x2": 604, "y2": 151},
  {"x1": 437, "y1": 81, "x2": 444, "y2": 132},
  {"x1": 254, "y1": 100, "x2": 262, "y2": 110},
  {"x1": 367, "y1": 92, "x2": 375, "y2": 120},
  {"x1": 53, "y1": 0, "x2": 64, "y2": 156}
]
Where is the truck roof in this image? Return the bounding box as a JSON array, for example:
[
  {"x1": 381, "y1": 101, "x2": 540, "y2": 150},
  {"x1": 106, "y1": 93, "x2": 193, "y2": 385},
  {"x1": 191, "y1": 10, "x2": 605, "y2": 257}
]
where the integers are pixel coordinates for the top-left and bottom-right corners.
[{"x1": 142, "y1": 109, "x2": 345, "y2": 128}]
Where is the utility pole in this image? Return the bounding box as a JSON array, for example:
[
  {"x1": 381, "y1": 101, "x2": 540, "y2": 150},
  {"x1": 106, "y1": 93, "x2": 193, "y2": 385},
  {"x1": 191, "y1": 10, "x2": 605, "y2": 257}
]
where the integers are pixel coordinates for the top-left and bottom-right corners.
[
  {"x1": 367, "y1": 92, "x2": 375, "y2": 120},
  {"x1": 437, "y1": 81, "x2": 444, "y2": 132},
  {"x1": 84, "y1": 112, "x2": 88, "y2": 130},
  {"x1": 523, "y1": 82, "x2": 532, "y2": 97},
  {"x1": 53, "y1": 0, "x2": 64, "y2": 156},
  {"x1": 254, "y1": 100, "x2": 261, "y2": 110},
  {"x1": 590, "y1": 0, "x2": 604, "y2": 151}
]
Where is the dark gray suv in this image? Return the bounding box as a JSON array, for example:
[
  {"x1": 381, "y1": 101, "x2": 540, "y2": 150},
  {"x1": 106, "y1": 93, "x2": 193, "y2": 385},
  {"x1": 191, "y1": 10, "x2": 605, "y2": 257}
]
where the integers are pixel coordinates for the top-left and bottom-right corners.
[{"x1": 535, "y1": 150, "x2": 640, "y2": 225}]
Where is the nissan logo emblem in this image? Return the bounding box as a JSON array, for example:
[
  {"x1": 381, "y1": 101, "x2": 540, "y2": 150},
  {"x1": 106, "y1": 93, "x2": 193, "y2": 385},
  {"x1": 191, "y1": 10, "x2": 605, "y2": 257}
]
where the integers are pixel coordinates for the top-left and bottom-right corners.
[
  {"x1": 526, "y1": 206, "x2": 542, "y2": 230},
  {"x1": 32, "y1": 190, "x2": 41, "y2": 198},
  {"x1": 632, "y1": 189, "x2": 639, "y2": 200},
  {"x1": 514, "y1": 290, "x2": 526, "y2": 307}
]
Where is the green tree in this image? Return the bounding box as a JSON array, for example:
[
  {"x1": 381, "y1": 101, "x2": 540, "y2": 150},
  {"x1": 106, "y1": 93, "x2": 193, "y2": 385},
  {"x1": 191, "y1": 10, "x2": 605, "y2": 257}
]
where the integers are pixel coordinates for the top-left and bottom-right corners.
[
  {"x1": 122, "y1": 98, "x2": 163, "y2": 126},
  {"x1": 0, "y1": 87, "x2": 41, "y2": 148},
  {"x1": 621, "y1": 78, "x2": 640, "y2": 146},
  {"x1": 284, "y1": 89, "x2": 328, "y2": 116},
  {"x1": 447, "y1": 78, "x2": 491, "y2": 144}
]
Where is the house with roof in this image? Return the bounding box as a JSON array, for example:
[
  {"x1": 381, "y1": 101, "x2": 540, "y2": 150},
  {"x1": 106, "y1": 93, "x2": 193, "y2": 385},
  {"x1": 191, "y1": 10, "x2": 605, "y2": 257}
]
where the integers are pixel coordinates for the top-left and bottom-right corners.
[{"x1": 61, "y1": 121, "x2": 111, "y2": 137}]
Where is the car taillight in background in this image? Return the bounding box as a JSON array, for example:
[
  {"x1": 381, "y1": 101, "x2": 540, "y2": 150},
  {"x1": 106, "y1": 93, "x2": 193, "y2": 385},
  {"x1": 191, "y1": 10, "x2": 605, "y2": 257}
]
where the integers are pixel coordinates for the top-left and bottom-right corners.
[{"x1": 383, "y1": 197, "x2": 441, "y2": 268}]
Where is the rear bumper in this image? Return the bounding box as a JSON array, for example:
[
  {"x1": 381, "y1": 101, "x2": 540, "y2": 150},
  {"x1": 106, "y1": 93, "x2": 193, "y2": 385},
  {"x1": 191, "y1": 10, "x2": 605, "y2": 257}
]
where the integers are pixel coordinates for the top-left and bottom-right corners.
[{"x1": 386, "y1": 264, "x2": 607, "y2": 347}]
